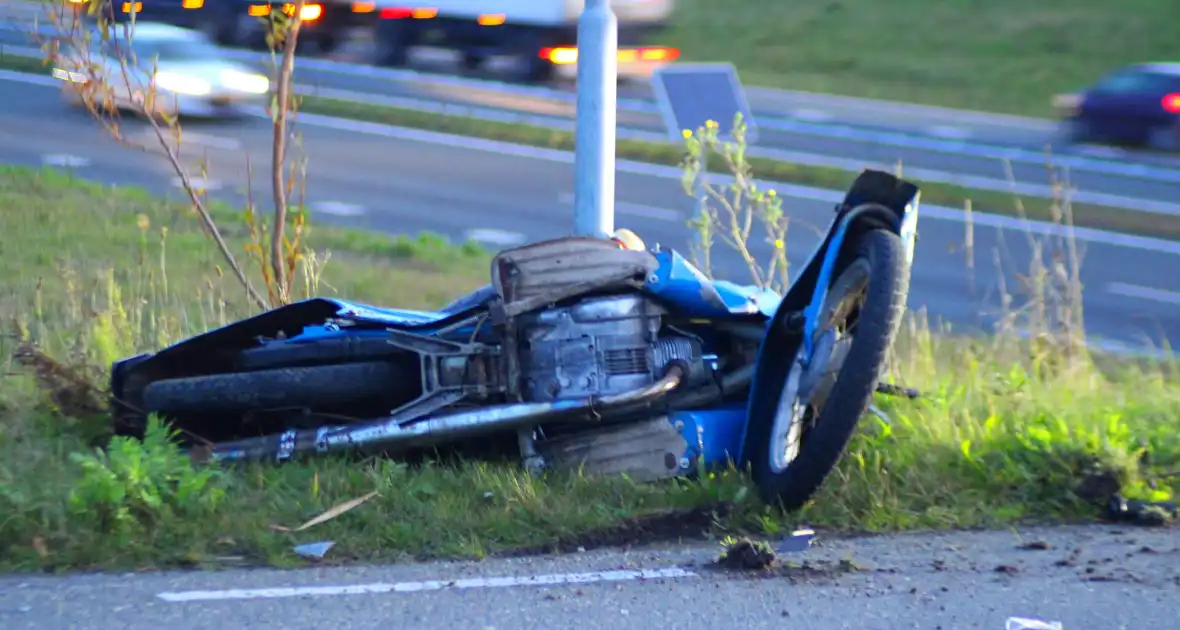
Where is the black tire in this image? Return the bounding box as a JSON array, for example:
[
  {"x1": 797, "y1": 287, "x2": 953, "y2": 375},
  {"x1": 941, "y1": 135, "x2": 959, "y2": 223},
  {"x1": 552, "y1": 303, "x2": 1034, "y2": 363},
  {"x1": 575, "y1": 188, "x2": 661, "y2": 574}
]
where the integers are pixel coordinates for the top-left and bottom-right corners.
[
  {"x1": 142, "y1": 361, "x2": 413, "y2": 417},
  {"x1": 511, "y1": 30, "x2": 556, "y2": 83},
  {"x1": 236, "y1": 335, "x2": 403, "y2": 371},
  {"x1": 313, "y1": 31, "x2": 341, "y2": 55},
  {"x1": 1057, "y1": 117, "x2": 1092, "y2": 148},
  {"x1": 375, "y1": 19, "x2": 414, "y2": 67},
  {"x1": 745, "y1": 228, "x2": 910, "y2": 512},
  {"x1": 1147, "y1": 121, "x2": 1180, "y2": 152},
  {"x1": 198, "y1": 13, "x2": 239, "y2": 46},
  {"x1": 460, "y1": 51, "x2": 487, "y2": 72}
]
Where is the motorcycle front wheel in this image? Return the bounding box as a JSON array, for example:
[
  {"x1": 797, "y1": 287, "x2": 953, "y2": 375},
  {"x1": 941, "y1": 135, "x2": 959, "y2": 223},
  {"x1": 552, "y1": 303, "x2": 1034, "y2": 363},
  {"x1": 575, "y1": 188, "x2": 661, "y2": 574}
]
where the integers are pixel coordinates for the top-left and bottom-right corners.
[{"x1": 746, "y1": 228, "x2": 910, "y2": 512}]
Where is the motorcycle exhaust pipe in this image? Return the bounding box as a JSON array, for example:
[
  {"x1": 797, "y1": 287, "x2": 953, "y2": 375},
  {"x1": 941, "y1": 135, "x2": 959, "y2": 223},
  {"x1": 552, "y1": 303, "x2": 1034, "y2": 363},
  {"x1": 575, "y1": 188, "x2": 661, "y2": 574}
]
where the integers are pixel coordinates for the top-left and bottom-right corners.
[{"x1": 190, "y1": 364, "x2": 687, "y2": 464}]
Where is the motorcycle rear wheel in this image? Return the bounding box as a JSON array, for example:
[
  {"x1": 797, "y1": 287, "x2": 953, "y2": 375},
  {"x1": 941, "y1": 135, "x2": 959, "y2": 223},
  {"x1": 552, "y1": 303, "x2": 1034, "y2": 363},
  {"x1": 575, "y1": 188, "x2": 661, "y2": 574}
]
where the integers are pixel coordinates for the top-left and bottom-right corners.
[{"x1": 746, "y1": 228, "x2": 910, "y2": 512}]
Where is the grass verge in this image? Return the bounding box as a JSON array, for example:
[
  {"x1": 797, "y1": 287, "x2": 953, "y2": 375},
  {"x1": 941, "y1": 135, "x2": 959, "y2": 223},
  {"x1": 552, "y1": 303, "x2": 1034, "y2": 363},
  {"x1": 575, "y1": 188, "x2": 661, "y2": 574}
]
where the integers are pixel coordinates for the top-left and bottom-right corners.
[
  {"x1": 662, "y1": 0, "x2": 1176, "y2": 118},
  {"x1": 1, "y1": 165, "x2": 1177, "y2": 573},
  {"x1": 0, "y1": 52, "x2": 1174, "y2": 241}
]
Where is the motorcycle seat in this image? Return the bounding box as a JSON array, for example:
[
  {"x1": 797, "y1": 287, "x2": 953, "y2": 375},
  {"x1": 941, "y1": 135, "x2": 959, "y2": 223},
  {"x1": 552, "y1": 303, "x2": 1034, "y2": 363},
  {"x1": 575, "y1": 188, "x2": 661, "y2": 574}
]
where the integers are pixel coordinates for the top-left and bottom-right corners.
[{"x1": 490, "y1": 236, "x2": 659, "y2": 319}]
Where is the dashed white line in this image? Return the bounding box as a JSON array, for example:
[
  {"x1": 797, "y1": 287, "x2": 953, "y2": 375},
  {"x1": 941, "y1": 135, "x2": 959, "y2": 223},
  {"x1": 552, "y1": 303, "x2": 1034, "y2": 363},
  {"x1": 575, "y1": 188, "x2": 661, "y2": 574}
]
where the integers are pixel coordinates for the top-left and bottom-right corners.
[
  {"x1": 156, "y1": 567, "x2": 699, "y2": 602},
  {"x1": 41, "y1": 153, "x2": 90, "y2": 167},
  {"x1": 465, "y1": 227, "x2": 527, "y2": 246},
  {"x1": 313, "y1": 201, "x2": 367, "y2": 216},
  {"x1": 1106, "y1": 281, "x2": 1180, "y2": 305}
]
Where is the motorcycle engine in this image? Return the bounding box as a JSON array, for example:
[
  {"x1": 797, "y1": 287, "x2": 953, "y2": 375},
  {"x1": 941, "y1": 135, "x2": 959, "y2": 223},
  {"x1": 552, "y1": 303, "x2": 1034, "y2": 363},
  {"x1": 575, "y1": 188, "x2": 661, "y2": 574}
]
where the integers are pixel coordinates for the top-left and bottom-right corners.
[{"x1": 517, "y1": 293, "x2": 703, "y2": 402}]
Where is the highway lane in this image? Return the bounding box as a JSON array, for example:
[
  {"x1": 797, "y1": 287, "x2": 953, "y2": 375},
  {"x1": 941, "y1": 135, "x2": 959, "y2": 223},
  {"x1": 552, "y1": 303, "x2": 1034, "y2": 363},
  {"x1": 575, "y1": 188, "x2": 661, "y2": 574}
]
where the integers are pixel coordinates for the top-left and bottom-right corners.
[
  {"x1": 1, "y1": 525, "x2": 1177, "y2": 629},
  {"x1": 2, "y1": 77, "x2": 1179, "y2": 353},
  {"x1": 4, "y1": 11, "x2": 1180, "y2": 210}
]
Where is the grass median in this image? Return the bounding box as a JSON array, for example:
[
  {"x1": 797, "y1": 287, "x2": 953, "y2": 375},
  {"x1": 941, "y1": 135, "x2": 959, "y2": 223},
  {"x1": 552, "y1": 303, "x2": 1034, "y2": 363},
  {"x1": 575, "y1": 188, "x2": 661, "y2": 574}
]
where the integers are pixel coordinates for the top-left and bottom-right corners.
[
  {"x1": 1, "y1": 51, "x2": 1175, "y2": 242},
  {"x1": 1, "y1": 164, "x2": 1177, "y2": 572},
  {"x1": 663, "y1": 0, "x2": 1175, "y2": 118}
]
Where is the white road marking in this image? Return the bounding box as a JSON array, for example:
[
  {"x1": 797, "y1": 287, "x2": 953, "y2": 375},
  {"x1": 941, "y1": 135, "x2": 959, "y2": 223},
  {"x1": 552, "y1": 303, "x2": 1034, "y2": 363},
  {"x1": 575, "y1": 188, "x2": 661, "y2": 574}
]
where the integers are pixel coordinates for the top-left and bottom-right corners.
[
  {"x1": 156, "y1": 567, "x2": 699, "y2": 602},
  {"x1": 558, "y1": 193, "x2": 682, "y2": 222},
  {"x1": 1074, "y1": 145, "x2": 1128, "y2": 159},
  {"x1": 791, "y1": 108, "x2": 833, "y2": 122},
  {"x1": 925, "y1": 125, "x2": 971, "y2": 140},
  {"x1": 465, "y1": 227, "x2": 527, "y2": 246},
  {"x1": 313, "y1": 201, "x2": 367, "y2": 216},
  {"x1": 171, "y1": 176, "x2": 222, "y2": 191},
  {"x1": 41, "y1": 153, "x2": 89, "y2": 167},
  {"x1": 1106, "y1": 281, "x2": 1180, "y2": 305}
]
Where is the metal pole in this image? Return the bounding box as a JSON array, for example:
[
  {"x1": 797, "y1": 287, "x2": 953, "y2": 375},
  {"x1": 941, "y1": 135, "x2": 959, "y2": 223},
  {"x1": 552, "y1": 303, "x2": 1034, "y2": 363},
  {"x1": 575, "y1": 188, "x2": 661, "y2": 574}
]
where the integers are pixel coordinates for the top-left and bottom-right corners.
[{"x1": 572, "y1": 0, "x2": 617, "y2": 237}]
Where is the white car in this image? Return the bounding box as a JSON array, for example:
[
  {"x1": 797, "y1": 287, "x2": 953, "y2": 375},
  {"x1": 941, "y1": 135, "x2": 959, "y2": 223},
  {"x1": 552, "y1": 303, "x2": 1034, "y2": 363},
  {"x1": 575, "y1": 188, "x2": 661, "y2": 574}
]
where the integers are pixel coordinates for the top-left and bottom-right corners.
[{"x1": 54, "y1": 22, "x2": 271, "y2": 118}]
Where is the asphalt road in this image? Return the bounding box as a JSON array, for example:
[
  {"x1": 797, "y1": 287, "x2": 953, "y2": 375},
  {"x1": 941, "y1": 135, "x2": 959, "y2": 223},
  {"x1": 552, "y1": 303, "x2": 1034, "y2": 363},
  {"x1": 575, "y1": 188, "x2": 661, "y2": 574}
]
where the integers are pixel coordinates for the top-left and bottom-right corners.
[
  {"x1": 2, "y1": 72, "x2": 1179, "y2": 353},
  {"x1": 1, "y1": 524, "x2": 1176, "y2": 629},
  {"x1": 2, "y1": 3, "x2": 1179, "y2": 213}
]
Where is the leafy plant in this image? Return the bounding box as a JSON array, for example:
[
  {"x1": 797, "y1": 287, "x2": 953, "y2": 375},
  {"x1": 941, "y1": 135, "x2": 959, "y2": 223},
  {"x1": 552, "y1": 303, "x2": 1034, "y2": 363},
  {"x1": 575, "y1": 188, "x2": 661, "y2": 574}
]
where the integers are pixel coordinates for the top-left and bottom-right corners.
[{"x1": 67, "y1": 416, "x2": 225, "y2": 538}]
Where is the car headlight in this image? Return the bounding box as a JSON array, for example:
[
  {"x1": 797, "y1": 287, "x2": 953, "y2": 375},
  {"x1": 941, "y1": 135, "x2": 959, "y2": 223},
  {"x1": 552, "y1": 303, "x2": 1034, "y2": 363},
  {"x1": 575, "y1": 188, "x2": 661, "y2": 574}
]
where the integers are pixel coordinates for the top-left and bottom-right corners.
[
  {"x1": 220, "y1": 69, "x2": 270, "y2": 95},
  {"x1": 154, "y1": 72, "x2": 212, "y2": 96}
]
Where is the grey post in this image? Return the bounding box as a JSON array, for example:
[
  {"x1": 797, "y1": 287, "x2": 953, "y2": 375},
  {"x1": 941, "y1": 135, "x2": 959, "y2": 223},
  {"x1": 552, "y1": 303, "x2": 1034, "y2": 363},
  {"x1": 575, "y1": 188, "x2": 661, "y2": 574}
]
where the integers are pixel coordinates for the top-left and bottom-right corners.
[{"x1": 572, "y1": 0, "x2": 618, "y2": 237}]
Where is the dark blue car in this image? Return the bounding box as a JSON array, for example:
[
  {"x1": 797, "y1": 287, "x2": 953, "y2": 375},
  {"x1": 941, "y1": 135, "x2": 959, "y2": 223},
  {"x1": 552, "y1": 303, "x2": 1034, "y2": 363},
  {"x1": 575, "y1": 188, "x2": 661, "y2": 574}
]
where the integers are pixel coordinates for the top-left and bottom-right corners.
[{"x1": 1054, "y1": 62, "x2": 1180, "y2": 151}]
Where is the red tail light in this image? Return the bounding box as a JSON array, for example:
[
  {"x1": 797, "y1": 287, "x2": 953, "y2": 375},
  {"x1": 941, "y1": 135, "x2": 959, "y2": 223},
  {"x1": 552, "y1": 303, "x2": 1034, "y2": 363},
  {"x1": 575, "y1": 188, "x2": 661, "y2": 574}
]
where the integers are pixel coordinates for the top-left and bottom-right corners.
[
  {"x1": 378, "y1": 6, "x2": 435, "y2": 18},
  {"x1": 1164, "y1": 93, "x2": 1180, "y2": 113}
]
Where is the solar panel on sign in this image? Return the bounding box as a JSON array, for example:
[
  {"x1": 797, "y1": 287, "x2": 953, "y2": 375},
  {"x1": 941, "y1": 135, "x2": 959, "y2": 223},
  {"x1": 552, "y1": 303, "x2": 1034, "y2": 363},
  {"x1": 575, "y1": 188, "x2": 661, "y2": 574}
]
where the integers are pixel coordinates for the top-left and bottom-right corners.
[{"x1": 650, "y1": 63, "x2": 758, "y2": 144}]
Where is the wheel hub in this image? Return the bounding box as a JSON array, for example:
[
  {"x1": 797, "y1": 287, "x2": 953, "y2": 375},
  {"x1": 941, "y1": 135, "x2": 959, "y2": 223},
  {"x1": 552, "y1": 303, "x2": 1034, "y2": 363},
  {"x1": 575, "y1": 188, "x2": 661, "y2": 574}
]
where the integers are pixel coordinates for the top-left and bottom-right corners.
[{"x1": 768, "y1": 327, "x2": 852, "y2": 474}]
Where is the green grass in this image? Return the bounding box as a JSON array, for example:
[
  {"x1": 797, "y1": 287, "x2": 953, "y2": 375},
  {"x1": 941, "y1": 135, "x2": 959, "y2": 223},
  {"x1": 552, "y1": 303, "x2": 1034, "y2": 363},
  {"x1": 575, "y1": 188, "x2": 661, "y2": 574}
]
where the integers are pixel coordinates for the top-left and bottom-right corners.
[
  {"x1": 1, "y1": 164, "x2": 1177, "y2": 573},
  {"x1": 663, "y1": 0, "x2": 1178, "y2": 117},
  {"x1": 1, "y1": 51, "x2": 1175, "y2": 241}
]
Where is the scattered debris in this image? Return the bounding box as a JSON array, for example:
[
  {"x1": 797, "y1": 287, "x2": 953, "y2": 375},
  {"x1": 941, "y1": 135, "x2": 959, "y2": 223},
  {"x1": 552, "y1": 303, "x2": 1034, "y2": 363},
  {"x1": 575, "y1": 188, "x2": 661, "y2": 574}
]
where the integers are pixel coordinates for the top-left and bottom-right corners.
[
  {"x1": 293, "y1": 541, "x2": 335, "y2": 560},
  {"x1": 717, "y1": 538, "x2": 777, "y2": 571},
  {"x1": 776, "y1": 528, "x2": 816, "y2": 554},
  {"x1": 1106, "y1": 495, "x2": 1178, "y2": 527},
  {"x1": 1006, "y1": 617, "x2": 1063, "y2": 630},
  {"x1": 270, "y1": 491, "x2": 379, "y2": 533},
  {"x1": 1053, "y1": 547, "x2": 1083, "y2": 567},
  {"x1": 995, "y1": 564, "x2": 1020, "y2": 575},
  {"x1": 1016, "y1": 540, "x2": 1052, "y2": 551}
]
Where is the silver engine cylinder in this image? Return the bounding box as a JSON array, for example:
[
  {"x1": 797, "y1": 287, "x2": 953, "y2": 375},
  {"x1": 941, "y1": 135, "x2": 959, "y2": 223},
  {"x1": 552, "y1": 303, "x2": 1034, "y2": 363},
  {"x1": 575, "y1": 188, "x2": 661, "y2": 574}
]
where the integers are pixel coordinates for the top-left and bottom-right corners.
[{"x1": 518, "y1": 293, "x2": 701, "y2": 403}]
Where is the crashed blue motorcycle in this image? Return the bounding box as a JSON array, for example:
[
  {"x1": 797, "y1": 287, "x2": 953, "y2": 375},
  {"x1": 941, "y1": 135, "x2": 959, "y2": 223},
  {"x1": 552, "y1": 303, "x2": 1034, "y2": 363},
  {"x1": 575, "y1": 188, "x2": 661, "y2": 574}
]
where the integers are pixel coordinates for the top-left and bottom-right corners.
[{"x1": 109, "y1": 169, "x2": 920, "y2": 511}]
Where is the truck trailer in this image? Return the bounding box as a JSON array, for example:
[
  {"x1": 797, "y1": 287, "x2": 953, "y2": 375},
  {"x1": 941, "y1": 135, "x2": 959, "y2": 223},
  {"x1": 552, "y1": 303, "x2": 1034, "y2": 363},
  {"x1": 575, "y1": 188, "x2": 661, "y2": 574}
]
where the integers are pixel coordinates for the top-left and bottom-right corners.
[{"x1": 74, "y1": 0, "x2": 679, "y2": 83}]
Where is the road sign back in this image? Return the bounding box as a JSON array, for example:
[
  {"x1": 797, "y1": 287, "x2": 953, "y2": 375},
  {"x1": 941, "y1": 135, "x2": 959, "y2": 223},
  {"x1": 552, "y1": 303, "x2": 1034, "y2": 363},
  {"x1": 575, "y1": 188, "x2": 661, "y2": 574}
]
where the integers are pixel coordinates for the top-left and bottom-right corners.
[{"x1": 650, "y1": 62, "x2": 758, "y2": 144}]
